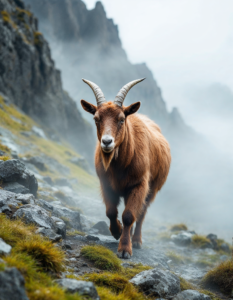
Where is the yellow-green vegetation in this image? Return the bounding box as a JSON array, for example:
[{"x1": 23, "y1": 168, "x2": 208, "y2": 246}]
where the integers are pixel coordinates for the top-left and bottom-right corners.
[
  {"x1": 34, "y1": 31, "x2": 43, "y2": 46},
  {"x1": 180, "y1": 276, "x2": 221, "y2": 300},
  {"x1": 123, "y1": 263, "x2": 152, "y2": 280},
  {"x1": 191, "y1": 235, "x2": 211, "y2": 248},
  {"x1": 195, "y1": 259, "x2": 214, "y2": 268},
  {"x1": 67, "y1": 230, "x2": 86, "y2": 237},
  {"x1": 166, "y1": 251, "x2": 185, "y2": 264},
  {"x1": 0, "y1": 95, "x2": 98, "y2": 195},
  {"x1": 54, "y1": 190, "x2": 66, "y2": 200},
  {"x1": 0, "y1": 156, "x2": 10, "y2": 161},
  {"x1": 81, "y1": 245, "x2": 122, "y2": 271},
  {"x1": 202, "y1": 260, "x2": 233, "y2": 295},
  {"x1": 157, "y1": 231, "x2": 171, "y2": 241},
  {"x1": 0, "y1": 214, "x2": 86, "y2": 300},
  {"x1": 1, "y1": 10, "x2": 17, "y2": 28},
  {"x1": 170, "y1": 223, "x2": 188, "y2": 231}
]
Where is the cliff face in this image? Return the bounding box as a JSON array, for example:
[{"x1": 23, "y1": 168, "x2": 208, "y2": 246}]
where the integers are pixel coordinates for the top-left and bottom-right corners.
[
  {"x1": 23, "y1": 0, "x2": 188, "y2": 136},
  {"x1": 0, "y1": 0, "x2": 94, "y2": 161}
]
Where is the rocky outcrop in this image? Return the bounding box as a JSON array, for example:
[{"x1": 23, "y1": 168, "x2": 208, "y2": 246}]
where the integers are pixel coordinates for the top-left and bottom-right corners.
[{"x1": 0, "y1": 0, "x2": 94, "y2": 161}]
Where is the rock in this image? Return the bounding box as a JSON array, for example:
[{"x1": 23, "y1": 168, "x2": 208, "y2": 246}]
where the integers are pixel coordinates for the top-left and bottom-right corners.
[
  {"x1": 69, "y1": 157, "x2": 90, "y2": 172},
  {"x1": 220, "y1": 243, "x2": 230, "y2": 252},
  {"x1": 51, "y1": 216, "x2": 66, "y2": 239},
  {"x1": 92, "y1": 221, "x2": 111, "y2": 236},
  {"x1": 0, "y1": 190, "x2": 24, "y2": 213},
  {"x1": 52, "y1": 206, "x2": 82, "y2": 230},
  {"x1": 86, "y1": 235, "x2": 100, "y2": 241},
  {"x1": 0, "y1": 238, "x2": 11, "y2": 255},
  {"x1": 206, "y1": 234, "x2": 217, "y2": 241},
  {"x1": 80, "y1": 214, "x2": 93, "y2": 231},
  {"x1": 0, "y1": 160, "x2": 38, "y2": 196},
  {"x1": 1, "y1": 205, "x2": 12, "y2": 214},
  {"x1": 220, "y1": 255, "x2": 228, "y2": 261},
  {"x1": 36, "y1": 198, "x2": 54, "y2": 211},
  {"x1": 54, "y1": 178, "x2": 71, "y2": 187},
  {"x1": 15, "y1": 194, "x2": 35, "y2": 205},
  {"x1": 36, "y1": 228, "x2": 62, "y2": 242},
  {"x1": 0, "y1": 268, "x2": 29, "y2": 300},
  {"x1": 129, "y1": 268, "x2": 180, "y2": 298},
  {"x1": 43, "y1": 176, "x2": 54, "y2": 185},
  {"x1": 171, "y1": 231, "x2": 194, "y2": 246},
  {"x1": 172, "y1": 290, "x2": 211, "y2": 300},
  {"x1": 3, "y1": 182, "x2": 30, "y2": 194},
  {"x1": 13, "y1": 205, "x2": 56, "y2": 230},
  {"x1": 25, "y1": 156, "x2": 47, "y2": 171},
  {"x1": 55, "y1": 279, "x2": 99, "y2": 300},
  {"x1": 32, "y1": 126, "x2": 47, "y2": 139}
]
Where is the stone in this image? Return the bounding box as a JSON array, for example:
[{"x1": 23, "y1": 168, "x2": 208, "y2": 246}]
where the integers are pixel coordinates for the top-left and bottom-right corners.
[
  {"x1": 86, "y1": 235, "x2": 100, "y2": 241},
  {"x1": 55, "y1": 279, "x2": 99, "y2": 299},
  {"x1": 0, "y1": 190, "x2": 23, "y2": 213},
  {"x1": 52, "y1": 206, "x2": 82, "y2": 230},
  {"x1": 129, "y1": 268, "x2": 180, "y2": 298},
  {"x1": 3, "y1": 182, "x2": 30, "y2": 194},
  {"x1": 51, "y1": 216, "x2": 66, "y2": 239},
  {"x1": 43, "y1": 176, "x2": 54, "y2": 185},
  {"x1": 80, "y1": 214, "x2": 94, "y2": 231},
  {"x1": 92, "y1": 221, "x2": 111, "y2": 236},
  {"x1": 15, "y1": 194, "x2": 35, "y2": 205},
  {"x1": 1, "y1": 205, "x2": 12, "y2": 214},
  {"x1": 25, "y1": 156, "x2": 47, "y2": 171},
  {"x1": 220, "y1": 255, "x2": 228, "y2": 261},
  {"x1": 0, "y1": 238, "x2": 11, "y2": 255},
  {"x1": 206, "y1": 234, "x2": 217, "y2": 241},
  {"x1": 0, "y1": 268, "x2": 29, "y2": 300},
  {"x1": 69, "y1": 157, "x2": 90, "y2": 172},
  {"x1": 171, "y1": 231, "x2": 194, "y2": 246},
  {"x1": 36, "y1": 228, "x2": 62, "y2": 242},
  {"x1": 13, "y1": 205, "x2": 56, "y2": 230},
  {"x1": 54, "y1": 177, "x2": 71, "y2": 187},
  {"x1": 220, "y1": 243, "x2": 230, "y2": 252},
  {"x1": 172, "y1": 290, "x2": 211, "y2": 300},
  {"x1": 0, "y1": 160, "x2": 38, "y2": 195}
]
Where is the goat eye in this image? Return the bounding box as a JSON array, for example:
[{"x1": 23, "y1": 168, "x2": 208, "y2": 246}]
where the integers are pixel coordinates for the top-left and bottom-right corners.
[{"x1": 120, "y1": 119, "x2": 125, "y2": 125}]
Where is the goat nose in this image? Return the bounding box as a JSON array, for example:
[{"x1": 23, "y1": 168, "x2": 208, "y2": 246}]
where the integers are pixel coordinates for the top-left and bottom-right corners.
[{"x1": 102, "y1": 138, "x2": 112, "y2": 146}]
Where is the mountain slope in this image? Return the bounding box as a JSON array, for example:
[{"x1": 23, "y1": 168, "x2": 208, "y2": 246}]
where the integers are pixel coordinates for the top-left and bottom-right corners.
[{"x1": 0, "y1": 0, "x2": 94, "y2": 161}]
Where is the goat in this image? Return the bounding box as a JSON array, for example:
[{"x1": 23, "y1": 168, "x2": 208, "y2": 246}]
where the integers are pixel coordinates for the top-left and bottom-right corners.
[{"x1": 81, "y1": 78, "x2": 171, "y2": 258}]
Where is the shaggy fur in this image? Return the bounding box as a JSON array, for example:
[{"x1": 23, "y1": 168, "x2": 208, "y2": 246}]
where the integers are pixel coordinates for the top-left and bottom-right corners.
[{"x1": 81, "y1": 100, "x2": 171, "y2": 258}]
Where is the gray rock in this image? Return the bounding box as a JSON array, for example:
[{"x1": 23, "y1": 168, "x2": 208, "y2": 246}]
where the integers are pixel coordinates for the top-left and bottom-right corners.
[
  {"x1": 69, "y1": 157, "x2": 90, "y2": 172},
  {"x1": 55, "y1": 279, "x2": 99, "y2": 299},
  {"x1": 220, "y1": 255, "x2": 228, "y2": 261},
  {"x1": 0, "y1": 238, "x2": 11, "y2": 255},
  {"x1": 0, "y1": 268, "x2": 29, "y2": 300},
  {"x1": 3, "y1": 182, "x2": 30, "y2": 194},
  {"x1": 86, "y1": 235, "x2": 100, "y2": 241},
  {"x1": 0, "y1": 160, "x2": 38, "y2": 195},
  {"x1": 80, "y1": 214, "x2": 93, "y2": 231},
  {"x1": 15, "y1": 194, "x2": 35, "y2": 205},
  {"x1": 0, "y1": 190, "x2": 23, "y2": 213},
  {"x1": 52, "y1": 206, "x2": 82, "y2": 230},
  {"x1": 92, "y1": 221, "x2": 111, "y2": 236},
  {"x1": 172, "y1": 290, "x2": 211, "y2": 300},
  {"x1": 36, "y1": 198, "x2": 54, "y2": 211},
  {"x1": 36, "y1": 228, "x2": 62, "y2": 242},
  {"x1": 129, "y1": 268, "x2": 180, "y2": 298},
  {"x1": 43, "y1": 176, "x2": 54, "y2": 185},
  {"x1": 1, "y1": 205, "x2": 12, "y2": 214},
  {"x1": 220, "y1": 243, "x2": 230, "y2": 252},
  {"x1": 171, "y1": 231, "x2": 194, "y2": 246},
  {"x1": 13, "y1": 205, "x2": 56, "y2": 230},
  {"x1": 206, "y1": 234, "x2": 217, "y2": 241},
  {"x1": 51, "y1": 216, "x2": 66, "y2": 239},
  {"x1": 54, "y1": 178, "x2": 71, "y2": 187},
  {"x1": 25, "y1": 156, "x2": 47, "y2": 171}
]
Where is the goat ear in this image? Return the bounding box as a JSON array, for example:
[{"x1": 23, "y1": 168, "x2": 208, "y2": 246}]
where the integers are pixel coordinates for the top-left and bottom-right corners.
[
  {"x1": 124, "y1": 102, "x2": 141, "y2": 117},
  {"x1": 80, "y1": 100, "x2": 97, "y2": 115}
]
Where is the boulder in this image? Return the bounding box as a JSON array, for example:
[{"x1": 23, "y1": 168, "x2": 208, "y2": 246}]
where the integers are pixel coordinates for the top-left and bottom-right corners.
[
  {"x1": 206, "y1": 234, "x2": 217, "y2": 241},
  {"x1": 52, "y1": 206, "x2": 82, "y2": 230},
  {"x1": 15, "y1": 194, "x2": 35, "y2": 205},
  {"x1": 25, "y1": 156, "x2": 47, "y2": 171},
  {"x1": 172, "y1": 290, "x2": 211, "y2": 300},
  {"x1": 80, "y1": 214, "x2": 94, "y2": 232},
  {"x1": 171, "y1": 231, "x2": 194, "y2": 246},
  {"x1": 13, "y1": 205, "x2": 56, "y2": 230},
  {"x1": 43, "y1": 176, "x2": 54, "y2": 185},
  {"x1": 220, "y1": 243, "x2": 230, "y2": 252},
  {"x1": 36, "y1": 228, "x2": 62, "y2": 242},
  {"x1": 0, "y1": 190, "x2": 24, "y2": 213},
  {"x1": 3, "y1": 182, "x2": 30, "y2": 194},
  {"x1": 51, "y1": 216, "x2": 66, "y2": 239},
  {"x1": 0, "y1": 160, "x2": 38, "y2": 195},
  {"x1": 55, "y1": 279, "x2": 99, "y2": 300},
  {"x1": 0, "y1": 238, "x2": 11, "y2": 255},
  {"x1": 91, "y1": 221, "x2": 111, "y2": 236},
  {"x1": 0, "y1": 268, "x2": 29, "y2": 300},
  {"x1": 129, "y1": 268, "x2": 180, "y2": 298}
]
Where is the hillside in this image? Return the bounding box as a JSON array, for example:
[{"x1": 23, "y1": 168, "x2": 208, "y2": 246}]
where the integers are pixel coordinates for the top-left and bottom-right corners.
[{"x1": 0, "y1": 0, "x2": 94, "y2": 162}]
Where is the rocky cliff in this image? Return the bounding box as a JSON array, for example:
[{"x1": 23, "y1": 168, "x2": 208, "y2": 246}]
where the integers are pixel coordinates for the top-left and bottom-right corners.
[
  {"x1": 0, "y1": 0, "x2": 94, "y2": 161},
  {"x1": 23, "y1": 0, "x2": 189, "y2": 136}
]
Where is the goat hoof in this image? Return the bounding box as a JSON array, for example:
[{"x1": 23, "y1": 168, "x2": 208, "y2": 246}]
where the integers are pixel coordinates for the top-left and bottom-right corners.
[
  {"x1": 117, "y1": 251, "x2": 131, "y2": 259},
  {"x1": 132, "y1": 241, "x2": 142, "y2": 249}
]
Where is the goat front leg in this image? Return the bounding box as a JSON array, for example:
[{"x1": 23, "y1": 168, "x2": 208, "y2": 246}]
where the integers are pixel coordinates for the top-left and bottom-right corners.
[
  {"x1": 117, "y1": 179, "x2": 149, "y2": 259},
  {"x1": 101, "y1": 185, "x2": 121, "y2": 240}
]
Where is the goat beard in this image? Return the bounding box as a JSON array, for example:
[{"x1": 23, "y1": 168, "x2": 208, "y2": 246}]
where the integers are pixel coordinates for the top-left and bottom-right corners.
[{"x1": 101, "y1": 147, "x2": 119, "y2": 171}]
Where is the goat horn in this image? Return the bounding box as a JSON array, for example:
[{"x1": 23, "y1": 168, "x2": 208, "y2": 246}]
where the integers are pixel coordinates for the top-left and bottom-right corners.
[
  {"x1": 82, "y1": 78, "x2": 106, "y2": 107},
  {"x1": 114, "y1": 78, "x2": 146, "y2": 107}
]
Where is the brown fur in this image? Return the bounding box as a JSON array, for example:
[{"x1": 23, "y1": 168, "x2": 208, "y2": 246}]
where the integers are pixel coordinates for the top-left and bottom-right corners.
[{"x1": 81, "y1": 100, "x2": 171, "y2": 258}]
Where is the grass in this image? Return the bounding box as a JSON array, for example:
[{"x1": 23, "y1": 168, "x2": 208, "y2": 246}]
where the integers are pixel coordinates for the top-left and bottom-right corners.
[
  {"x1": 81, "y1": 245, "x2": 122, "y2": 271},
  {"x1": 34, "y1": 31, "x2": 43, "y2": 47},
  {"x1": 0, "y1": 156, "x2": 10, "y2": 161},
  {"x1": 1, "y1": 11, "x2": 17, "y2": 28},
  {"x1": 0, "y1": 214, "x2": 85, "y2": 300},
  {"x1": 54, "y1": 191, "x2": 66, "y2": 200},
  {"x1": 67, "y1": 230, "x2": 86, "y2": 237},
  {"x1": 170, "y1": 223, "x2": 188, "y2": 231},
  {"x1": 166, "y1": 251, "x2": 184, "y2": 264},
  {"x1": 0, "y1": 142, "x2": 11, "y2": 154},
  {"x1": 157, "y1": 231, "x2": 171, "y2": 241},
  {"x1": 192, "y1": 235, "x2": 211, "y2": 248},
  {"x1": 202, "y1": 260, "x2": 233, "y2": 295}
]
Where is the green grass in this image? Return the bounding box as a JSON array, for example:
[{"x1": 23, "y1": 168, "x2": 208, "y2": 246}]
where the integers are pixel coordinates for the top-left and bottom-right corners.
[
  {"x1": 67, "y1": 230, "x2": 86, "y2": 237},
  {"x1": 170, "y1": 223, "x2": 188, "y2": 231},
  {"x1": 201, "y1": 260, "x2": 233, "y2": 295},
  {"x1": 191, "y1": 235, "x2": 211, "y2": 248},
  {"x1": 81, "y1": 245, "x2": 122, "y2": 271},
  {"x1": 0, "y1": 156, "x2": 10, "y2": 161}
]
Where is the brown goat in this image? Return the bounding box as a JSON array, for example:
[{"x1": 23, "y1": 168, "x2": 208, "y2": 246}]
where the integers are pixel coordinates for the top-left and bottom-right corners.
[{"x1": 81, "y1": 79, "x2": 171, "y2": 258}]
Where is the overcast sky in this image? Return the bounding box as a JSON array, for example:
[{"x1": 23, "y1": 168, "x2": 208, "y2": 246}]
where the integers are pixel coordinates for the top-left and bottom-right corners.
[{"x1": 84, "y1": 0, "x2": 233, "y2": 111}]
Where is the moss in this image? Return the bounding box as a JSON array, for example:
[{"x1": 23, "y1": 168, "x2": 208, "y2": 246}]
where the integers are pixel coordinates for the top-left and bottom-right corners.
[
  {"x1": 1, "y1": 10, "x2": 17, "y2": 28},
  {"x1": 34, "y1": 31, "x2": 43, "y2": 47},
  {"x1": 81, "y1": 245, "x2": 122, "y2": 271},
  {"x1": 0, "y1": 142, "x2": 11, "y2": 154},
  {"x1": 67, "y1": 230, "x2": 86, "y2": 237},
  {"x1": 170, "y1": 223, "x2": 188, "y2": 231},
  {"x1": 123, "y1": 263, "x2": 152, "y2": 280},
  {"x1": 166, "y1": 251, "x2": 184, "y2": 264},
  {"x1": 201, "y1": 260, "x2": 233, "y2": 295},
  {"x1": 192, "y1": 235, "x2": 211, "y2": 248},
  {"x1": 195, "y1": 259, "x2": 214, "y2": 268},
  {"x1": 0, "y1": 156, "x2": 10, "y2": 161}
]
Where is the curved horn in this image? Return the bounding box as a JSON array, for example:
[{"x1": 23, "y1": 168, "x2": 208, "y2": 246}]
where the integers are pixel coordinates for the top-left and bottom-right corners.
[
  {"x1": 82, "y1": 78, "x2": 106, "y2": 107},
  {"x1": 114, "y1": 78, "x2": 146, "y2": 107}
]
